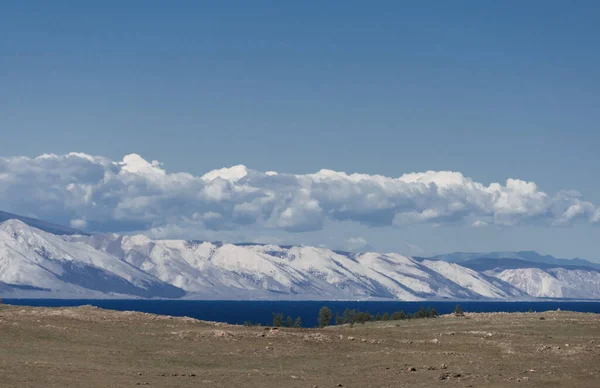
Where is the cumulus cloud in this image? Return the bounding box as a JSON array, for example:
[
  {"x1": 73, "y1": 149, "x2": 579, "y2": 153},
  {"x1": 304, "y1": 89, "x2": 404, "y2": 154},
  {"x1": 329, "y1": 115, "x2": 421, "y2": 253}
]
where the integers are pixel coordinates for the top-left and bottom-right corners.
[
  {"x1": 0, "y1": 153, "x2": 598, "y2": 234},
  {"x1": 344, "y1": 236, "x2": 373, "y2": 251}
]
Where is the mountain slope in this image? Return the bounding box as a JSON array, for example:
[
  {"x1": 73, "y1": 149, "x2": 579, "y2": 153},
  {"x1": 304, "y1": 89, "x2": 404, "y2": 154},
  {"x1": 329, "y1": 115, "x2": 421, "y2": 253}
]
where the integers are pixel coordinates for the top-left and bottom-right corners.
[
  {"x1": 0, "y1": 218, "x2": 598, "y2": 300},
  {"x1": 488, "y1": 267, "x2": 600, "y2": 299},
  {"x1": 0, "y1": 219, "x2": 526, "y2": 300},
  {"x1": 0, "y1": 220, "x2": 184, "y2": 298},
  {"x1": 0, "y1": 210, "x2": 89, "y2": 236},
  {"x1": 69, "y1": 234, "x2": 525, "y2": 300},
  {"x1": 434, "y1": 255, "x2": 600, "y2": 299}
]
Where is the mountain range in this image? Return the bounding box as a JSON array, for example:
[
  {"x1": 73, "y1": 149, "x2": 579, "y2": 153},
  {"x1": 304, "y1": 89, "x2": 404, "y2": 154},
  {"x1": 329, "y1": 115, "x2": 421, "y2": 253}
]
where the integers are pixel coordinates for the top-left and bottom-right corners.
[{"x1": 0, "y1": 211, "x2": 599, "y2": 300}]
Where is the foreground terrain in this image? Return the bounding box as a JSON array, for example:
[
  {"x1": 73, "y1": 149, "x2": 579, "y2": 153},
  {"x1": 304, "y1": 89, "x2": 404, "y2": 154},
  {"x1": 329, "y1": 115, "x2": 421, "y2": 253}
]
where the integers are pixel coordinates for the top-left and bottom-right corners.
[{"x1": 0, "y1": 305, "x2": 599, "y2": 387}]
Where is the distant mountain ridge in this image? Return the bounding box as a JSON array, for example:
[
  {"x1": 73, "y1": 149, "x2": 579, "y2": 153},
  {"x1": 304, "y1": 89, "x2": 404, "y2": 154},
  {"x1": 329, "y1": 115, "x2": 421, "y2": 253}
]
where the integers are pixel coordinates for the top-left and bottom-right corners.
[
  {"x1": 0, "y1": 210, "x2": 88, "y2": 236},
  {"x1": 1, "y1": 212, "x2": 599, "y2": 300},
  {"x1": 427, "y1": 251, "x2": 600, "y2": 271}
]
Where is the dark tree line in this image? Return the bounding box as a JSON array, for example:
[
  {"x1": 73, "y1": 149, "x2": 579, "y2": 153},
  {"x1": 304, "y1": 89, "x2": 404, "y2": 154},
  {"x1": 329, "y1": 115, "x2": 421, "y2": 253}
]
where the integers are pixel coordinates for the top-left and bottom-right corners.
[
  {"x1": 330, "y1": 306, "x2": 438, "y2": 326},
  {"x1": 246, "y1": 304, "x2": 457, "y2": 328}
]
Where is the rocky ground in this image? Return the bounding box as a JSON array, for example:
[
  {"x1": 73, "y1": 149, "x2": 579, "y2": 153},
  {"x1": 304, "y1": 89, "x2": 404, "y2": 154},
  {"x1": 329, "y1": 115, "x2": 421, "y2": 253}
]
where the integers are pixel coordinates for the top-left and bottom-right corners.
[{"x1": 0, "y1": 304, "x2": 598, "y2": 387}]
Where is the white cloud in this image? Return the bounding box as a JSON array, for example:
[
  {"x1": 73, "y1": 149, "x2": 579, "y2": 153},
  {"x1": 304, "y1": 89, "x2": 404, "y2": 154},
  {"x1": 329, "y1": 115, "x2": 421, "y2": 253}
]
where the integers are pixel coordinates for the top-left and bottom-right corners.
[
  {"x1": 344, "y1": 236, "x2": 372, "y2": 252},
  {"x1": 347, "y1": 237, "x2": 368, "y2": 245},
  {"x1": 472, "y1": 220, "x2": 488, "y2": 228},
  {"x1": 70, "y1": 218, "x2": 88, "y2": 229},
  {"x1": 0, "y1": 153, "x2": 598, "y2": 234}
]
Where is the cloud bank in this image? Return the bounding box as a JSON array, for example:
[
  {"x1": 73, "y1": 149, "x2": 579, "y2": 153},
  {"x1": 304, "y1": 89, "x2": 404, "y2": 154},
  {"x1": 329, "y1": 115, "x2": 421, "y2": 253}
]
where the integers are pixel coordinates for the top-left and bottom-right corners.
[{"x1": 0, "y1": 153, "x2": 598, "y2": 234}]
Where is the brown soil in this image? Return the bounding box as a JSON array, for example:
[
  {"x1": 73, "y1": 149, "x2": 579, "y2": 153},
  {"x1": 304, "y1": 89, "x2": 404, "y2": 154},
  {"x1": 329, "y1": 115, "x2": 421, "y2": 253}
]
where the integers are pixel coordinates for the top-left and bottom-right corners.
[{"x1": 0, "y1": 304, "x2": 598, "y2": 387}]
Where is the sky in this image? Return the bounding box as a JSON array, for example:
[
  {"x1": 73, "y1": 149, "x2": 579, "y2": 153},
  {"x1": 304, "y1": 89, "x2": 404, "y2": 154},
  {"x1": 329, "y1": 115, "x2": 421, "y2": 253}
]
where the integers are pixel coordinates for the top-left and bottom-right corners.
[{"x1": 1, "y1": 1, "x2": 599, "y2": 260}]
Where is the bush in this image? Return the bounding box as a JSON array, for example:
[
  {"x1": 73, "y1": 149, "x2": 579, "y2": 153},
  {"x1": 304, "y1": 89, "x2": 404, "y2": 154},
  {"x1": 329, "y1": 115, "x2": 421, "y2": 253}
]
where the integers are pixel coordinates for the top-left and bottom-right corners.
[
  {"x1": 293, "y1": 316, "x2": 302, "y2": 328},
  {"x1": 335, "y1": 313, "x2": 343, "y2": 325},
  {"x1": 375, "y1": 313, "x2": 382, "y2": 321},
  {"x1": 318, "y1": 306, "x2": 333, "y2": 328},
  {"x1": 391, "y1": 311, "x2": 405, "y2": 320},
  {"x1": 286, "y1": 316, "x2": 293, "y2": 328},
  {"x1": 382, "y1": 312, "x2": 390, "y2": 321}
]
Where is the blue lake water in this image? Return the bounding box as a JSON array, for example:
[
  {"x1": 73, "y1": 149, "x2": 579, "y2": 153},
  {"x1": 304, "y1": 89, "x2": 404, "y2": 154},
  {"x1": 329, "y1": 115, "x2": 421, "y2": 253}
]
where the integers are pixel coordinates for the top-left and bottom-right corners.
[{"x1": 3, "y1": 299, "x2": 600, "y2": 327}]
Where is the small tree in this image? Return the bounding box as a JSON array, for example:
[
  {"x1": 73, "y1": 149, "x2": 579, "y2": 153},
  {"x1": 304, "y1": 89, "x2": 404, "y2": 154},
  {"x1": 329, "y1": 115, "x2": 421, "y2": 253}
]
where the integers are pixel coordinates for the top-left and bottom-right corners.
[
  {"x1": 364, "y1": 312, "x2": 372, "y2": 322},
  {"x1": 454, "y1": 304, "x2": 464, "y2": 317},
  {"x1": 375, "y1": 313, "x2": 382, "y2": 321},
  {"x1": 342, "y1": 308, "x2": 352, "y2": 324},
  {"x1": 343, "y1": 309, "x2": 357, "y2": 325},
  {"x1": 272, "y1": 312, "x2": 284, "y2": 327},
  {"x1": 293, "y1": 316, "x2": 302, "y2": 328},
  {"x1": 286, "y1": 316, "x2": 293, "y2": 328},
  {"x1": 430, "y1": 308, "x2": 438, "y2": 318},
  {"x1": 382, "y1": 312, "x2": 390, "y2": 321},
  {"x1": 318, "y1": 306, "x2": 333, "y2": 328},
  {"x1": 355, "y1": 312, "x2": 366, "y2": 324},
  {"x1": 335, "y1": 313, "x2": 343, "y2": 326}
]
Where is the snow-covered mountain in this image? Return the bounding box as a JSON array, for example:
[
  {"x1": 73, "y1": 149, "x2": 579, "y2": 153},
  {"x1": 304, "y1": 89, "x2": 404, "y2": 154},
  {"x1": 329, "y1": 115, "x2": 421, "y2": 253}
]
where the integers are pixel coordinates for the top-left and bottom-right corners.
[
  {"x1": 488, "y1": 267, "x2": 600, "y2": 299},
  {"x1": 0, "y1": 219, "x2": 184, "y2": 298},
  {"x1": 0, "y1": 217, "x2": 598, "y2": 300}
]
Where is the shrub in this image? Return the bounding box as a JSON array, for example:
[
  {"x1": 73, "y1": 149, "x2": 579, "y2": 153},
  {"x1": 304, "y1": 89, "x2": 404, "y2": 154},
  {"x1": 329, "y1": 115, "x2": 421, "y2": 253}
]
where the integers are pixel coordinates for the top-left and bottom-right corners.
[
  {"x1": 286, "y1": 316, "x2": 293, "y2": 328},
  {"x1": 375, "y1": 313, "x2": 382, "y2": 321},
  {"x1": 382, "y1": 312, "x2": 390, "y2": 321},
  {"x1": 454, "y1": 304, "x2": 464, "y2": 317},
  {"x1": 335, "y1": 313, "x2": 343, "y2": 325},
  {"x1": 293, "y1": 316, "x2": 302, "y2": 328}
]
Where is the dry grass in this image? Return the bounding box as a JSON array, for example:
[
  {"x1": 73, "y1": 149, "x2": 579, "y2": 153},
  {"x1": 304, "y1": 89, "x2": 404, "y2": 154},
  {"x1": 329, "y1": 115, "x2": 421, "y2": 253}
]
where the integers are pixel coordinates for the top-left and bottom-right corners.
[{"x1": 0, "y1": 305, "x2": 599, "y2": 387}]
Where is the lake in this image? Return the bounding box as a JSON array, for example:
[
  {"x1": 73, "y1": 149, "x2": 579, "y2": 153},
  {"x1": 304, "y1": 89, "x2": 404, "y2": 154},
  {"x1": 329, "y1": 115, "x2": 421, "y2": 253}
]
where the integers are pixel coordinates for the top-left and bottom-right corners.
[{"x1": 3, "y1": 299, "x2": 600, "y2": 327}]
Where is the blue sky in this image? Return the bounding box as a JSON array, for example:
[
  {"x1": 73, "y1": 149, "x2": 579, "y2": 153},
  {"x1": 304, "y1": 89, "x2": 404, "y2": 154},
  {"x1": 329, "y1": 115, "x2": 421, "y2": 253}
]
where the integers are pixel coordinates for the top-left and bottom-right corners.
[{"x1": 1, "y1": 1, "x2": 599, "y2": 260}]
